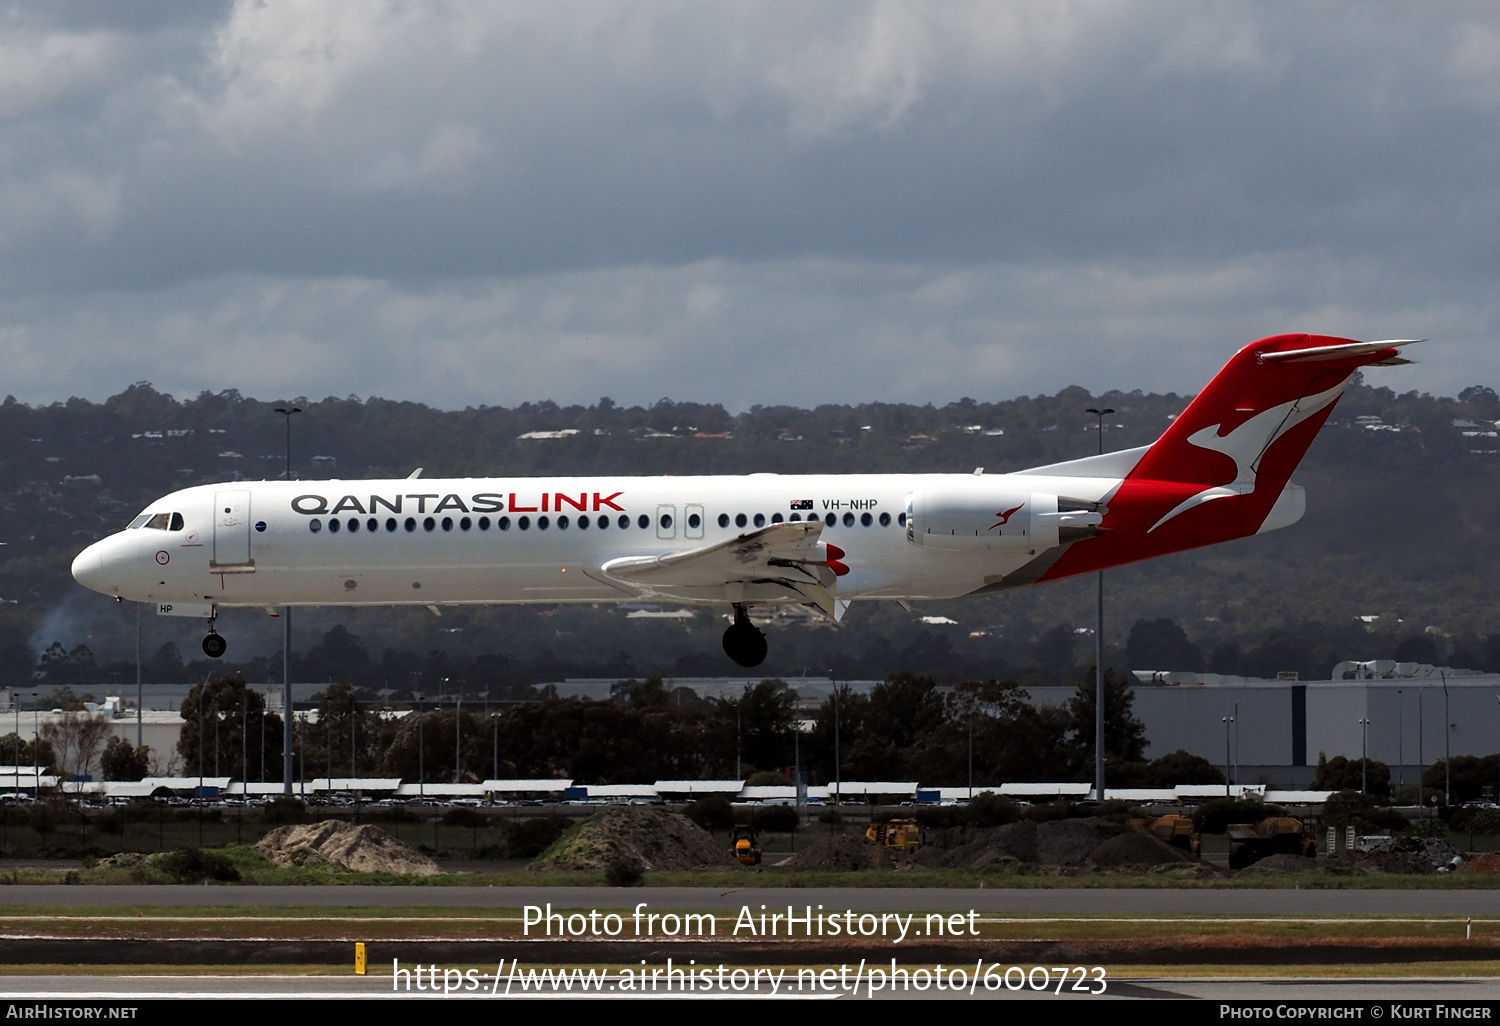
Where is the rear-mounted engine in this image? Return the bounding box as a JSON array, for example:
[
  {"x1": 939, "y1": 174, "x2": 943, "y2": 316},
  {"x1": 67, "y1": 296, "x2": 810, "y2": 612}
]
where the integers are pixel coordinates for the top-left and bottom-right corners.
[{"x1": 904, "y1": 489, "x2": 1103, "y2": 552}]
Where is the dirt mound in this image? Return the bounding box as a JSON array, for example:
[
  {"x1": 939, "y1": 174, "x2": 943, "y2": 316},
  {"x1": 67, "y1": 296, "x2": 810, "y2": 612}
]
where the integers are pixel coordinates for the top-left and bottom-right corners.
[
  {"x1": 776, "y1": 834, "x2": 901, "y2": 872},
  {"x1": 1339, "y1": 836, "x2": 1463, "y2": 875},
  {"x1": 255, "y1": 820, "x2": 441, "y2": 875},
  {"x1": 1457, "y1": 852, "x2": 1500, "y2": 875},
  {"x1": 1239, "y1": 853, "x2": 1321, "y2": 874},
  {"x1": 1368, "y1": 836, "x2": 1463, "y2": 869},
  {"x1": 1085, "y1": 831, "x2": 1194, "y2": 867},
  {"x1": 1035, "y1": 817, "x2": 1132, "y2": 865},
  {"x1": 530, "y1": 807, "x2": 737, "y2": 872},
  {"x1": 918, "y1": 821, "x2": 1038, "y2": 869}
]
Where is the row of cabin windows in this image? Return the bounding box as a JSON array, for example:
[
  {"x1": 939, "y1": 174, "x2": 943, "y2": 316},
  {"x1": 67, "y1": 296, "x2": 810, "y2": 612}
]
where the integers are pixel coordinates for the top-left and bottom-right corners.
[
  {"x1": 128, "y1": 512, "x2": 185, "y2": 531},
  {"x1": 309, "y1": 513, "x2": 641, "y2": 534},
  {"x1": 306, "y1": 510, "x2": 906, "y2": 535},
  {"x1": 717, "y1": 511, "x2": 897, "y2": 529}
]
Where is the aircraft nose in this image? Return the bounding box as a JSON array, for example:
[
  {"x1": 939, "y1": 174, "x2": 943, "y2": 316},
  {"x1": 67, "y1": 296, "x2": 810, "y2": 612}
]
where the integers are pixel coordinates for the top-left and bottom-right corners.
[{"x1": 71, "y1": 542, "x2": 110, "y2": 595}]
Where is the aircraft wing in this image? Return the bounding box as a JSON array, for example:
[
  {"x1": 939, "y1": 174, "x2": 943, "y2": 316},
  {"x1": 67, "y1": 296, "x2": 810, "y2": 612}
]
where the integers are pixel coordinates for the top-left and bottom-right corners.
[{"x1": 595, "y1": 521, "x2": 850, "y2": 620}]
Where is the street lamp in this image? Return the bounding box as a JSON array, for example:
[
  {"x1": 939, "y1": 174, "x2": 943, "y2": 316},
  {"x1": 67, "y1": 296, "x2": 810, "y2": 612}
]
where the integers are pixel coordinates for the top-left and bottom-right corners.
[
  {"x1": 1086, "y1": 406, "x2": 1114, "y2": 801},
  {"x1": 830, "y1": 668, "x2": 840, "y2": 809},
  {"x1": 274, "y1": 404, "x2": 300, "y2": 796},
  {"x1": 1358, "y1": 717, "x2": 1371, "y2": 793},
  {"x1": 1397, "y1": 689, "x2": 1404, "y2": 795},
  {"x1": 1222, "y1": 714, "x2": 1234, "y2": 798}
]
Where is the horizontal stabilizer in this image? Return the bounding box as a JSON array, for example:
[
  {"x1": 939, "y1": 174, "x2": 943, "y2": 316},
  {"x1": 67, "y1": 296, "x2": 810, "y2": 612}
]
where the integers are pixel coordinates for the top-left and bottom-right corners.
[{"x1": 1258, "y1": 339, "x2": 1422, "y2": 364}]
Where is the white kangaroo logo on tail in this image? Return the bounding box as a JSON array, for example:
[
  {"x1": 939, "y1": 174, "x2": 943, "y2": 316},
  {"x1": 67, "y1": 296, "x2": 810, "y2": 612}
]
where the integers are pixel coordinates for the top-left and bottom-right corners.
[{"x1": 1148, "y1": 378, "x2": 1351, "y2": 533}]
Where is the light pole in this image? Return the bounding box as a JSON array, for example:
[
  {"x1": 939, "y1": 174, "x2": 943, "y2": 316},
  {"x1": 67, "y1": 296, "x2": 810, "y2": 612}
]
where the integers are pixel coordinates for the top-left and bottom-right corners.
[
  {"x1": 1397, "y1": 689, "x2": 1405, "y2": 795},
  {"x1": 1222, "y1": 714, "x2": 1234, "y2": 798},
  {"x1": 1233, "y1": 701, "x2": 1239, "y2": 787},
  {"x1": 1086, "y1": 406, "x2": 1114, "y2": 801},
  {"x1": 1442, "y1": 670, "x2": 1451, "y2": 805},
  {"x1": 275, "y1": 405, "x2": 300, "y2": 795},
  {"x1": 135, "y1": 605, "x2": 142, "y2": 748},
  {"x1": 1359, "y1": 717, "x2": 1371, "y2": 794},
  {"x1": 830, "y1": 669, "x2": 840, "y2": 809}
]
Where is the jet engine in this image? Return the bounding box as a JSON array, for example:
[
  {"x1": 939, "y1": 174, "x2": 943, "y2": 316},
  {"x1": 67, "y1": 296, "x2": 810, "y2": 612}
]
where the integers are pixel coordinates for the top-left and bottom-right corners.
[{"x1": 904, "y1": 489, "x2": 1103, "y2": 553}]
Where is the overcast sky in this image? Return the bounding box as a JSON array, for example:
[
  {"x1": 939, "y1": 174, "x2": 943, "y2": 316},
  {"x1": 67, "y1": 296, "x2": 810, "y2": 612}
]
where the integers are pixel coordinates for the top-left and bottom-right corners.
[{"x1": 0, "y1": 1, "x2": 1495, "y2": 411}]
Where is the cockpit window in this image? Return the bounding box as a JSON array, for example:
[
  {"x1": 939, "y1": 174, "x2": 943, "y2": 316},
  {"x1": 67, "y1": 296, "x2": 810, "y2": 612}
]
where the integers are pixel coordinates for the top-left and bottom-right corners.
[{"x1": 136, "y1": 512, "x2": 184, "y2": 531}]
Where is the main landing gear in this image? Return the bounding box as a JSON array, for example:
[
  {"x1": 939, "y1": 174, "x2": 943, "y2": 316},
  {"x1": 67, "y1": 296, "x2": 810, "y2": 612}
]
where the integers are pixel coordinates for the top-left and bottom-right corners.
[
  {"x1": 202, "y1": 617, "x2": 227, "y2": 659},
  {"x1": 722, "y1": 604, "x2": 767, "y2": 668}
]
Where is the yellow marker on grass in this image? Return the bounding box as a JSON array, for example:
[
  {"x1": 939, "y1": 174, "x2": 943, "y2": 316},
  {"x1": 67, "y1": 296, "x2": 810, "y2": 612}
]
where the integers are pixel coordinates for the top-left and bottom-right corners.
[{"x1": 355, "y1": 942, "x2": 367, "y2": 975}]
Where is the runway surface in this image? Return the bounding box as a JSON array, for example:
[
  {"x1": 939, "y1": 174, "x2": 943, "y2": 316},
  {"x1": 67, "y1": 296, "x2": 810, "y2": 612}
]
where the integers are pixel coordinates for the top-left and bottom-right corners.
[
  {"x1": 2, "y1": 973, "x2": 1499, "y2": 1001},
  {"x1": 2, "y1": 885, "x2": 1500, "y2": 914}
]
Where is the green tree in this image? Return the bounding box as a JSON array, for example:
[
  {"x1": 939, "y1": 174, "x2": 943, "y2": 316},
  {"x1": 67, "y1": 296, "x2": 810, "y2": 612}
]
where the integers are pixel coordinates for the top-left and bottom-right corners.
[
  {"x1": 718, "y1": 681, "x2": 794, "y2": 775},
  {"x1": 177, "y1": 675, "x2": 285, "y2": 780},
  {"x1": 1143, "y1": 749, "x2": 1225, "y2": 787},
  {"x1": 1066, "y1": 667, "x2": 1147, "y2": 783},
  {"x1": 101, "y1": 737, "x2": 151, "y2": 781},
  {"x1": 0, "y1": 733, "x2": 57, "y2": 772},
  {"x1": 1313, "y1": 754, "x2": 1390, "y2": 801},
  {"x1": 1423, "y1": 755, "x2": 1500, "y2": 804}
]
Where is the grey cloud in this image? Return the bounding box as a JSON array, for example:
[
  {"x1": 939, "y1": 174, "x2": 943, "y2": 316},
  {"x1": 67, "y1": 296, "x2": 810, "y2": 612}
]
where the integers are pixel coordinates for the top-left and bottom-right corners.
[
  {"x1": 0, "y1": 253, "x2": 1467, "y2": 412},
  {"x1": 0, "y1": 2, "x2": 1494, "y2": 406}
]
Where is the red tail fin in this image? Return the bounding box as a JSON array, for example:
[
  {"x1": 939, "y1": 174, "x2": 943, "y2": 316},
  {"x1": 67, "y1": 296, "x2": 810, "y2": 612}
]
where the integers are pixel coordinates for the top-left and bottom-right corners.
[{"x1": 1040, "y1": 334, "x2": 1416, "y2": 580}]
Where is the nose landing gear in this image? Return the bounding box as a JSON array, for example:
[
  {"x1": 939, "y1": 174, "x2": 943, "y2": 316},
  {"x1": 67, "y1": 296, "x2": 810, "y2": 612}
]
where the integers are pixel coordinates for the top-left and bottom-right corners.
[
  {"x1": 202, "y1": 617, "x2": 227, "y2": 659},
  {"x1": 721, "y1": 604, "x2": 767, "y2": 668}
]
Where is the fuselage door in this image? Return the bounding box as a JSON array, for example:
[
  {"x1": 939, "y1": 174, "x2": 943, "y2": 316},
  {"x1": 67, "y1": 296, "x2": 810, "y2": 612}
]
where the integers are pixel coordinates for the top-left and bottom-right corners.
[
  {"x1": 684, "y1": 504, "x2": 705, "y2": 540},
  {"x1": 212, "y1": 489, "x2": 254, "y2": 570},
  {"x1": 656, "y1": 504, "x2": 677, "y2": 540}
]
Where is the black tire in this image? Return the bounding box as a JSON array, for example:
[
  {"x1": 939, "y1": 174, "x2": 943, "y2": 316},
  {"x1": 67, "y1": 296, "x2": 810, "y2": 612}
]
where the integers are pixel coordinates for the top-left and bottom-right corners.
[
  {"x1": 721, "y1": 621, "x2": 768, "y2": 667},
  {"x1": 202, "y1": 633, "x2": 227, "y2": 659},
  {"x1": 1228, "y1": 842, "x2": 1250, "y2": 870}
]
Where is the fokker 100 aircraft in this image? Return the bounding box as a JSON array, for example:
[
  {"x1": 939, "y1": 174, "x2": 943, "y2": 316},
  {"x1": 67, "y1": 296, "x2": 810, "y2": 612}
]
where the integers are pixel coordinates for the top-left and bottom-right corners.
[{"x1": 71, "y1": 334, "x2": 1417, "y2": 667}]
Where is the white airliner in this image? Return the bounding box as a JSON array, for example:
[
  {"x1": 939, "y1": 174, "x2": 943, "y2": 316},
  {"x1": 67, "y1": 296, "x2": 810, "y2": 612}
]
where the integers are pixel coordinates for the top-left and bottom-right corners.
[{"x1": 71, "y1": 334, "x2": 1417, "y2": 667}]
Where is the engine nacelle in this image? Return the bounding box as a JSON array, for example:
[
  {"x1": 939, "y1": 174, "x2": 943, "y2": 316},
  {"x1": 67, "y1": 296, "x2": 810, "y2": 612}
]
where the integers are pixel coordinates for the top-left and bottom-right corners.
[{"x1": 904, "y1": 489, "x2": 1102, "y2": 552}]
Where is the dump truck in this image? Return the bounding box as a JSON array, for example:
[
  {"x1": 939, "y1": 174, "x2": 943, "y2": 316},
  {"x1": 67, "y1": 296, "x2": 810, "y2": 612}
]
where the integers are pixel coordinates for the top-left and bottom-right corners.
[
  {"x1": 1226, "y1": 816, "x2": 1318, "y2": 869},
  {"x1": 1128, "y1": 814, "x2": 1200, "y2": 855},
  {"x1": 864, "y1": 819, "x2": 923, "y2": 851}
]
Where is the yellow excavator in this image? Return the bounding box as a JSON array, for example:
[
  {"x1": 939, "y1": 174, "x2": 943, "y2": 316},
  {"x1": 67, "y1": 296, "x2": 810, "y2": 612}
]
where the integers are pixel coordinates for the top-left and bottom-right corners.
[{"x1": 732, "y1": 827, "x2": 762, "y2": 866}]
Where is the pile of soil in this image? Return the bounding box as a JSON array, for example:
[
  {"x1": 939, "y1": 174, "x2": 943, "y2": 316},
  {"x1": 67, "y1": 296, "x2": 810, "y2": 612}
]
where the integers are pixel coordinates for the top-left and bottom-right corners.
[
  {"x1": 1085, "y1": 831, "x2": 1194, "y2": 868},
  {"x1": 255, "y1": 820, "x2": 441, "y2": 875},
  {"x1": 1338, "y1": 836, "x2": 1464, "y2": 875},
  {"x1": 1036, "y1": 818, "x2": 1133, "y2": 865},
  {"x1": 918, "y1": 817, "x2": 1183, "y2": 870},
  {"x1": 775, "y1": 834, "x2": 904, "y2": 872},
  {"x1": 1457, "y1": 852, "x2": 1500, "y2": 875},
  {"x1": 918, "y1": 821, "x2": 1038, "y2": 869},
  {"x1": 530, "y1": 807, "x2": 737, "y2": 872},
  {"x1": 1239, "y1": 853, "x2": 1321, "y2": 874}
]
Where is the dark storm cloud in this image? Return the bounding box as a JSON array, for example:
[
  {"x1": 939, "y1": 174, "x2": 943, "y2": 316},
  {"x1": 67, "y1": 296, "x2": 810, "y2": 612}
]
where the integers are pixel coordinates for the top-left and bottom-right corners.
[{"x1": 0, "y1": 2, "x2": 1494, "y2": 406}]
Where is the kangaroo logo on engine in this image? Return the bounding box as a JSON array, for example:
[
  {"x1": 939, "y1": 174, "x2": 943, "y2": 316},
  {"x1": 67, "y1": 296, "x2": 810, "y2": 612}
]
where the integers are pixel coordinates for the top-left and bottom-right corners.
[{"x1": 989, "y1": 504, "x2": 1024, "y2": 531}]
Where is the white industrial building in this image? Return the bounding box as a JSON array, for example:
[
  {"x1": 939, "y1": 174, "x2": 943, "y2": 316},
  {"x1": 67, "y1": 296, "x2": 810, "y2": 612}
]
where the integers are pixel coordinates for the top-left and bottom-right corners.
[{"x1": 1026, "y1": 661, "x2": 1500, "y2": 788}]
